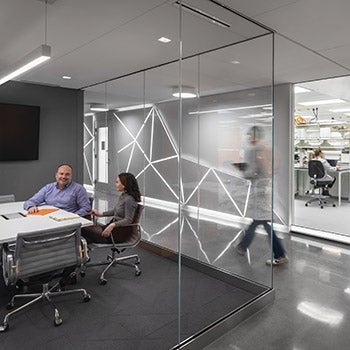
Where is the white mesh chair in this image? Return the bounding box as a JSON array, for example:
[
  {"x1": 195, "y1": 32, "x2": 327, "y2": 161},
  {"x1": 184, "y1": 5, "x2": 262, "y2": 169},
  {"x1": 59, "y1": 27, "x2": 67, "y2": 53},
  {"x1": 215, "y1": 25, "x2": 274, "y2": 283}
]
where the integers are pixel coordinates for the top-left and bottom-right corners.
[{"x1": 0, "y1": 223, "x2": 91, "y2": 332}]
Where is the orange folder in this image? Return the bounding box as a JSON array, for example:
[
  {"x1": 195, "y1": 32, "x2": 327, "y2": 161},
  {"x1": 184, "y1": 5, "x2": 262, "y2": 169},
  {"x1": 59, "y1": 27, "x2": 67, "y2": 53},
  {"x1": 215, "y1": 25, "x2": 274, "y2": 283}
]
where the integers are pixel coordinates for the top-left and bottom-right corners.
[{"x1": 27, "y1": 208, "x2": 59, "y2": 216}]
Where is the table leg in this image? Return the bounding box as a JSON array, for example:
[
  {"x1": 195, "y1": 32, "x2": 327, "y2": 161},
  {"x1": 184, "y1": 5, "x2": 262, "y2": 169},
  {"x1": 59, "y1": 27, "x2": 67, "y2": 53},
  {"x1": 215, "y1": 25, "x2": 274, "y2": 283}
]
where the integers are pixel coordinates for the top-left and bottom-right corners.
[{"x1": 338, "y1": 171, "x2": 342, "y2": 207}]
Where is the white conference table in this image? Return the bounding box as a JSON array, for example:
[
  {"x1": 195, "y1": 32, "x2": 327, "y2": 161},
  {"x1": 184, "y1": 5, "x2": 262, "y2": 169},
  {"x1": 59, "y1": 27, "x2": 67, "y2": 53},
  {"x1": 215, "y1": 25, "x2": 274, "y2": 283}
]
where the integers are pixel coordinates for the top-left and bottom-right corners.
[{"x1": 0, "y1": 201, "x2": 92, "y2": 244}]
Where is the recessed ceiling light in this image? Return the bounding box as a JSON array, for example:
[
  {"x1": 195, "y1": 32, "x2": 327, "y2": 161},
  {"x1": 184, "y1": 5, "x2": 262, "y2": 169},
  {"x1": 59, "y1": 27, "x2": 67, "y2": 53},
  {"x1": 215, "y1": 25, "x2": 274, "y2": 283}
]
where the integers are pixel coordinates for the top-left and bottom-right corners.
[
  {"x1": 294, "y1": 86, "x2": 310, "y2": 93},
  {"x1": 299, "y1": 99, "x2": 346, "y2": 106},
  {"x1": 158, "y1": 37, "x2": 171, "y2": 43},
  {"x1": 231, "y1": 60, "x2": 240, "y2": 64},
  {"x1": 62, "y1": 75, "x2": 71, "y2": 80}
]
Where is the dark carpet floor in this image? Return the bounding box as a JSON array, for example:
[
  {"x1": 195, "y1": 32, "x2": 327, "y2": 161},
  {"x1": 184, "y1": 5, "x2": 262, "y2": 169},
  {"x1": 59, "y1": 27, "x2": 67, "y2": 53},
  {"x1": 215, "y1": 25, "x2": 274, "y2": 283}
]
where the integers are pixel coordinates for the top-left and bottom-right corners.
[{"x1": 0, "y1": 246, "x2": 258, "y2": 350}]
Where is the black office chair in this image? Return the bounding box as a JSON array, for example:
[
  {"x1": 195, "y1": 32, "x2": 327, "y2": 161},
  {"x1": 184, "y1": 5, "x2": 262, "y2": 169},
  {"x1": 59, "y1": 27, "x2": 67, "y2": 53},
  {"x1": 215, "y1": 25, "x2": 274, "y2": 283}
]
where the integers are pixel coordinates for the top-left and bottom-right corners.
[
  {"x1": 0, "y1": 223, "x2": 91, "y2": 331},
  {"x1": 82, "y1": 204, "x2": 143, "y2": 285},
  {"x1": 305, "y1": 160, "x2": 336, "y2": 208}
]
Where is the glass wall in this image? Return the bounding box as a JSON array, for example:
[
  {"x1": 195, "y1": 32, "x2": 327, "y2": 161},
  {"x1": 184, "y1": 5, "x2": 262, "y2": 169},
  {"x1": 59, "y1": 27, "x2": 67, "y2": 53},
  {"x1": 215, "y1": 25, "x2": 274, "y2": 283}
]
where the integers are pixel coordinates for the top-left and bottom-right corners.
[
  {"x1": 84, "y1": 2, "x2": 274, "y2": 348},
  {"x1": 293, "y1": 77, "x2": 350, "y2": 241}
]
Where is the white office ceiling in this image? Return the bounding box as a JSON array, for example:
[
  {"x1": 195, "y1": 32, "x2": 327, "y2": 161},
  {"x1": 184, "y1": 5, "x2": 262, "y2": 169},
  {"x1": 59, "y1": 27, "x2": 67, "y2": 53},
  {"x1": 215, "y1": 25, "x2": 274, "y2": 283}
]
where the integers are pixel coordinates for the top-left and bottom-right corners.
[{"x1": 0, "y1": 0, "x2": 350, "y2": 111}]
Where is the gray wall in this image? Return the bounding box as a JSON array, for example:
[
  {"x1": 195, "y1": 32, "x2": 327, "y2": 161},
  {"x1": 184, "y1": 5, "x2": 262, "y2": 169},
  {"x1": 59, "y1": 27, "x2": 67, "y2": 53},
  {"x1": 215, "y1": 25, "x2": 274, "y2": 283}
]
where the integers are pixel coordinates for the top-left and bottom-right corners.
[
  {"x1": 0, "y1": 81, "x2": 84, "y2": 201},
  {"x1": 274, "y1": 83, "x2": 293, "y2": 226}
]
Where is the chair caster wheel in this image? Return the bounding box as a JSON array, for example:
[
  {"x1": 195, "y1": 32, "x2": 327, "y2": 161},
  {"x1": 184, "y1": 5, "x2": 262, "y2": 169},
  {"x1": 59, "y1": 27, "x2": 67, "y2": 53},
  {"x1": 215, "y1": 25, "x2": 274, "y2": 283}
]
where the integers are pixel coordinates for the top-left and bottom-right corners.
[
  {"x1": 54, "y1": 317, "x2": 63, "y2": 327},
  {"x1": 6, "y1": 303, "x2": 14, "y2": 310},
  {"x1": 333, "y1": 204, "x2": 336, "y2": 207},
  {"x1": 83, "y1": 294, "x2": 91, "y2": 302},
  {"x1": 135, "y1": 258, "x2": 141, "y2": 265},
  {"x1": 80, "y1": 271, "x2": 86, "y2": 278},
  {"x1": 135, "y1": 270, "x2": 141, "y2": 276},
  {"x1": 99, "y1": 278, "x2": 107, "y2": 285},
  {"x1": 305, "y1": 203, "x2": 308, "y2": 207},
  {"x1": 320, "y1": 206, "x2": 324, "y2": 209}
]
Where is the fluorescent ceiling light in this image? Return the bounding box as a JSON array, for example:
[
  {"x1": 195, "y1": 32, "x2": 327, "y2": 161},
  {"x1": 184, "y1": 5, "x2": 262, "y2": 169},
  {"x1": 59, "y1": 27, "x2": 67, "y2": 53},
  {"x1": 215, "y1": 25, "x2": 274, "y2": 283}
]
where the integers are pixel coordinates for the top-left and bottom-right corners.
[
  {"x1": 294, "y1": 86, "x2": 310, "y2": 93},
  {"x1": 299, "y1": 99, "x2": 346, "y2": 106},
  {"x1": 172, "y1": 86, "x2": 196, "y2": 99},
  {"x1": 62, "y1": 75, "x2": 71, "y2": 80},
  {"x1": 329, "y1": 108, "x2": 350, "y2": 112},
  {"x1": 173, "y1": 92, "x2": 197, "y2": 98},
  {"x1": 117, "y1": 104, "x2": 153, "y2": 112},
  {"x1": 188, "y1": 104, "x2": 272, "y2": 115},
  {"x1": 240, "y1": 112, "x2": 272, "y2": 119},
  {"x1": 0, "y1": 44, "x2": 51, "y2": 86},
  {"x1": 90, "y1": 103, "x2": 108, "y2": 112},
  {"x1": 158, "y1": 37, "x2": 171, "y2": 43},
  {"x1": 231, "y1": 60, "x2": 240, "y2": 64}
]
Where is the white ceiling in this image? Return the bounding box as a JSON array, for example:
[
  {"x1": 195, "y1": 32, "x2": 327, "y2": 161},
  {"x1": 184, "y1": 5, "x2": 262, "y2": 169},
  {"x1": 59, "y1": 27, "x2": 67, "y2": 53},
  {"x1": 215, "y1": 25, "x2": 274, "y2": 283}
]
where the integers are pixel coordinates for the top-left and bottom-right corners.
[{"x1": 1, "y1": 0, "x2": 350, "y2": 111}]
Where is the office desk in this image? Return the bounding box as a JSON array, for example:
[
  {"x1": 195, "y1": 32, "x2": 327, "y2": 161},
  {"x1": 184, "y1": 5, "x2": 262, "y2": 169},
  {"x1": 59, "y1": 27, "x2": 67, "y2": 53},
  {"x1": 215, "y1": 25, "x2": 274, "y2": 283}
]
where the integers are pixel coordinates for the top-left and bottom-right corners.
[
  {"x1": 294, "y1": 167, "x2": 350, "y2": 206},
  {"x1": 0, "y1": 202, "x2": 92, "y2": 243}
]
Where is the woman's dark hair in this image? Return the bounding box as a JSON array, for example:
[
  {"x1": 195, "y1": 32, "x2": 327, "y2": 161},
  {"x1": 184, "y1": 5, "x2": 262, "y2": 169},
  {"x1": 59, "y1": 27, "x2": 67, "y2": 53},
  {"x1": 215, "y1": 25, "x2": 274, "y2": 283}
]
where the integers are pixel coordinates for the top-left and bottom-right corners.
[{"x1": 118, "y1": 172, "x2": 141, "y2": 202}]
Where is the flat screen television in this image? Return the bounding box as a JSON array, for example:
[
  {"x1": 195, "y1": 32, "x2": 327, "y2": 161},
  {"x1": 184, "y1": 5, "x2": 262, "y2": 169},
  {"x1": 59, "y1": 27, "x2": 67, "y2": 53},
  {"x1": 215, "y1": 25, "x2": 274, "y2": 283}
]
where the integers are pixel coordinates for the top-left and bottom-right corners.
[{"x1": 0, "y1": 102, "x2": 40, "y2": 161}]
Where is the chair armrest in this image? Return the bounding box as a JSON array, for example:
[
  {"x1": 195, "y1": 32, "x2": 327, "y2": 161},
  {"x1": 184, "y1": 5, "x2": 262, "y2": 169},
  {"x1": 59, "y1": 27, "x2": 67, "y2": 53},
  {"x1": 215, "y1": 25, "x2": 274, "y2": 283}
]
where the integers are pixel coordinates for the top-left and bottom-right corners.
[
  {"x1": 80, "y1": 237, "x2": 89, "y2": 264},
  {"x1": 2, "y1": 244, "x2": 16, "y2": 286}
]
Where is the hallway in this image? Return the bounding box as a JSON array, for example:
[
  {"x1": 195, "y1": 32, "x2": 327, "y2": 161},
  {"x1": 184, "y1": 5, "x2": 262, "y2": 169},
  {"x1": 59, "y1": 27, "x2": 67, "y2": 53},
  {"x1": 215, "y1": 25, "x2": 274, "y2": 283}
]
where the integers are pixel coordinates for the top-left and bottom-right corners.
[{"x1": 203, "y1": 232, "x2": 350, "y2": 349}]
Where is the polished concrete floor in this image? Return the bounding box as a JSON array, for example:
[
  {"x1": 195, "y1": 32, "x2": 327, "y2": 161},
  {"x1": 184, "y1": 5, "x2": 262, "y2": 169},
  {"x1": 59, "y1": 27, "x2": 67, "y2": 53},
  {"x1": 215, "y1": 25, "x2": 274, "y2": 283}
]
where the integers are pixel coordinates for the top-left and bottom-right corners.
[
  {"x1": 93, "y1": 191, "x2": 350, "y2": 349},
  {"x1": 203, "y1": 232, "x2": 350, "y2": 350}
]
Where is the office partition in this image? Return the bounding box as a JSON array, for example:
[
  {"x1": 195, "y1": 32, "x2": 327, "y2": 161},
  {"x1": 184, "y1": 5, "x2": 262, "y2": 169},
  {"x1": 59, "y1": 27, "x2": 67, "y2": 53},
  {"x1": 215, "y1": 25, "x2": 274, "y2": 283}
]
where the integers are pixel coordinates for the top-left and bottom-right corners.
[{"x1": 84, "y1": 2, "x2": 275, "y2": 348}]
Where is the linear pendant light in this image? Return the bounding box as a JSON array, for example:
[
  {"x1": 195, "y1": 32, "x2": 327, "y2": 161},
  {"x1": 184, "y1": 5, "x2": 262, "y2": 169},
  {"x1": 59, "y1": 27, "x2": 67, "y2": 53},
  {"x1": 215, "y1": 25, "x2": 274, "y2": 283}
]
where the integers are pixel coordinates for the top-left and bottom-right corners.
[{"x1": 0, "y1": 44, "x2": 51, "y2": 86}]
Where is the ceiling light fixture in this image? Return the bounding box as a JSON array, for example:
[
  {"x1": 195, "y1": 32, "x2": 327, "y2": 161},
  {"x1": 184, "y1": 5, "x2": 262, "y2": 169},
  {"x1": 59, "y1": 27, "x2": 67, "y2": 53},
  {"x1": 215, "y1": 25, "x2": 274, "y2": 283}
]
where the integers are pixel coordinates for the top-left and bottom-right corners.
[
  {"x1": 231, "y1": 60, "x2": 240, "y2": 64},
  {"x1": 117, "y1": 104, "x2": 153, "y2": 112},
  {"x1": 188, "y1": 104, "x2": 272, "y2": 115},
  {"x1": 172, "y1": 86, "x2": 197, "y2": 99},
  {"x1": 62, "y1": 75, "x2": 71, "y2": 80},
  {"x1": 90, "y1": 103, "x2": 109, "y2": 112},
  {"x1": 0, "y1": 1, "x2": 51, "y2": 86},
  {"x1": 329, "y1": 108, "x2": 350, "y2": 113},
  {"x1": 299, "y1": 99, "x2": 346, "y2": 106},
  {"x1": 158, "y1": 37, "x2": 171, "y2": 43},
  {"x1": 0, "y1": 44, "x2": 51, "y2": 86}
]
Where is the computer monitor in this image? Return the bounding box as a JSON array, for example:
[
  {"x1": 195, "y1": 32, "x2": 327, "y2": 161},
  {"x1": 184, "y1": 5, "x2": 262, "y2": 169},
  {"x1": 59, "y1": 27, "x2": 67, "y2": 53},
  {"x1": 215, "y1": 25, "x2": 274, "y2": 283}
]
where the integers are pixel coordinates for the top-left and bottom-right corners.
[{"x1": 327, "y1": 159, "x2": 338, "y2": 167}]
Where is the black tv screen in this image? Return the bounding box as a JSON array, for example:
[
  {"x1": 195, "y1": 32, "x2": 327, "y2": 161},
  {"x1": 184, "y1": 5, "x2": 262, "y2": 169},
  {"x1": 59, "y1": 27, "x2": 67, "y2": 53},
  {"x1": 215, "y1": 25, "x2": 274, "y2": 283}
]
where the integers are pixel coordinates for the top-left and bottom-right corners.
[{"x1": 0, "y1": 103, "x2": 40, "y2": 161}]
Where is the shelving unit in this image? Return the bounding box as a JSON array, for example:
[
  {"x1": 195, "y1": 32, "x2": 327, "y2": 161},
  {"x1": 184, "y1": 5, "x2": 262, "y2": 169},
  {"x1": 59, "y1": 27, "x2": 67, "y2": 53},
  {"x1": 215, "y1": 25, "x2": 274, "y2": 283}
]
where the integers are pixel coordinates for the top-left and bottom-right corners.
[{"x1": 295, "y1": 121, "x2": 350, "y2": 167}]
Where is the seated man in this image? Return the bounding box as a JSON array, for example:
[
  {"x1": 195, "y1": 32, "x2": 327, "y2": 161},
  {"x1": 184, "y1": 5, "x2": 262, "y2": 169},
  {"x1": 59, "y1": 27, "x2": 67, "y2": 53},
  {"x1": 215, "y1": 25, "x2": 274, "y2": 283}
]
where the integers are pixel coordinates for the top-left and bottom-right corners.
[
  {"x1": 24, "y1": 164, "x2": 91, "y2": 216},
  {"x1": 313, "y1": 149, "x2": 340, "y2": 195}
]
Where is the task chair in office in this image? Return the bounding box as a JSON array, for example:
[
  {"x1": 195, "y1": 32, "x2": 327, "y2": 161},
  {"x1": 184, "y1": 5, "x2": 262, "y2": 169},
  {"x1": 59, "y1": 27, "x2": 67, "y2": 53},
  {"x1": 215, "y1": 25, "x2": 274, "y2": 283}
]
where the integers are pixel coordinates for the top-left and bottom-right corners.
[
  {"x1": 82, "y1": 204, "x2": 143, "y2": 285},
  {"x1": 0, "y1": 194, "x2": 15, "y2": 203},
  {"x1": 0, "y1": 223, "x2": 91, "y2": 332},
  {"x1": 305, "y1": 160, "x2": 336, "y2": 208}
]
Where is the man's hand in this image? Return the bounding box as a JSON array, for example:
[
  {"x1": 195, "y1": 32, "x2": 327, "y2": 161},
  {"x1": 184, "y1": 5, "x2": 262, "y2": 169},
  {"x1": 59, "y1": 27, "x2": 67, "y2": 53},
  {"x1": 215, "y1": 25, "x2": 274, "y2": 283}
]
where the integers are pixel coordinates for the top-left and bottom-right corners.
[{"x1": 27, "y1": 206, "x2": 39, "y2": 214}]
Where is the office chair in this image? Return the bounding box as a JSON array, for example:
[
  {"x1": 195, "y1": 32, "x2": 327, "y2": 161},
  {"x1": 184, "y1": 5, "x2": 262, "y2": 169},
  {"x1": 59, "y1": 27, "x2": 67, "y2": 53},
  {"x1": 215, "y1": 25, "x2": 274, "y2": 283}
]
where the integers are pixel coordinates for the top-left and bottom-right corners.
[
  {"x1": 0, "y1": 194, "x2": 15, "y2": 203},
  {"x1": 0, "y1": 223, "x2": 91, "y2": 332},
  {"x1": 305, "y1": 160, "x2": 336, "y2": 208},
  {"x1": 82, "y1": 204, "x2": 143, "y2": 285}
]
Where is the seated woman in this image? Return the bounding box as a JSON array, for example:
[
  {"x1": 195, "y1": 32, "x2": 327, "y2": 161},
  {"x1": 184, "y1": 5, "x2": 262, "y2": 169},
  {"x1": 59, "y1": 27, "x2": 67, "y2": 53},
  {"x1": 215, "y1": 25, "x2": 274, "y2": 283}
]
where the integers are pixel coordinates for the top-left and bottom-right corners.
[
  {"x1": 313, "y1": 148, "x2": 339, "y2": 195},
  {"x1": 82, "y1": 172, "x2": 141, "y2": 244}
]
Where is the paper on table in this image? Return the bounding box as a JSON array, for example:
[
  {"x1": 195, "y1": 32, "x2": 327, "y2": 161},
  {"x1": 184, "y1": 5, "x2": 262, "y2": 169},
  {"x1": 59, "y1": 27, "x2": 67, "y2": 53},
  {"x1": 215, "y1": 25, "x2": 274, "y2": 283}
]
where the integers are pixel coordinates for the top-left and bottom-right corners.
[
  {"x1": 27, "y1": 208, "x2": 59, "y2": 216},
  {"x1": 49, "y1": 211, "x2": 80, "y2": 222}
]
